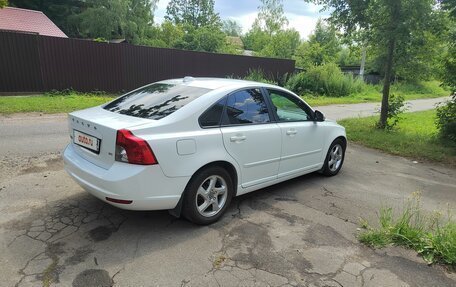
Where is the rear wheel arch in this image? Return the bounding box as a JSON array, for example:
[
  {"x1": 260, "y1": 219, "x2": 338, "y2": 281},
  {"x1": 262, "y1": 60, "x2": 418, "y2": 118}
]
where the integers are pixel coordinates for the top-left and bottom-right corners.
[
  {"x1": 168, "y1": 160, "x2": 239, "y2": 218},
  {"x1": 192, "y1": 161, "x2": 239, "y2": 194}
]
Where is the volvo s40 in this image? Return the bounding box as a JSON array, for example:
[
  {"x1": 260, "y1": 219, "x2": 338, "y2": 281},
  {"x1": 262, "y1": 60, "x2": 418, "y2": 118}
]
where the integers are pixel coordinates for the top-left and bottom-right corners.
[{"x1": 63, "y1": 78, "x2": 346, "y2": 224}]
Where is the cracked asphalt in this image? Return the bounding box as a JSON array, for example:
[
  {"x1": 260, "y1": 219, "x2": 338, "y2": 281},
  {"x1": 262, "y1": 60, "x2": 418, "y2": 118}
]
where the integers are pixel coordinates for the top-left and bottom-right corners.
[
  {"x1": 0, "y1": 98, "x2": 454, "y2": 287},
  {"x1": 1, "y1": 140, "x2": 455, "y2": 286}
]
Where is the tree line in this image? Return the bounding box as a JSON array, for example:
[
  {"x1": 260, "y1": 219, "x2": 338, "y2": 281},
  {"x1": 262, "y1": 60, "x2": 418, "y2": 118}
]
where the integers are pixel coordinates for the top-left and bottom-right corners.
[{"x1": 6, "y1": 0, "x2": 453, "y2": 82}]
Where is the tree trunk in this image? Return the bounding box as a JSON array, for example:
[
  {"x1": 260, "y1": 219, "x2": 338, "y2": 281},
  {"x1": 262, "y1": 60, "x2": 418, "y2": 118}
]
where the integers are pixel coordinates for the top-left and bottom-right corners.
[{"x1": 378, "y1": 37, "x2": 396, "y2": 129}]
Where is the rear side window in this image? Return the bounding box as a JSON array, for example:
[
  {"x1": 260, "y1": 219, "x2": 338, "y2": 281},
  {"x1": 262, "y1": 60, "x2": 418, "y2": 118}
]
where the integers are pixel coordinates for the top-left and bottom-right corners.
[
  {"x1": 104, "y1": 83, "x2": 211, "y2": 120},
  {"x1": 199, "y1": 97, "x2": 226, "y2": 127},
  {"x1": 223, "y1": 89, "x2": 270, "y2": 125}
]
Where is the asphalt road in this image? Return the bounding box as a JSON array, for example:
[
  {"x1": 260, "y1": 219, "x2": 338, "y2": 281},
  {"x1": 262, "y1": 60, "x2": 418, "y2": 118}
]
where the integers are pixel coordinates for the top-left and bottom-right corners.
[
  {"x1": 0, "y1": 96, "x2": 454, "y2": 286},
  {"x1": 0, "y1": 96, "x2": 449, "y2": 157},
  {"x1": 316, "y1": 96, "x2": 449, "y2": 121},
  {"x1": 0, "y1": 145, "x2": 455, "y2": 287}
]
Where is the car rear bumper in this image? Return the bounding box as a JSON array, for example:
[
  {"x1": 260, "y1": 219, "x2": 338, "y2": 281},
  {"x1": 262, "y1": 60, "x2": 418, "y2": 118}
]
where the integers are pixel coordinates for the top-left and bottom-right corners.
[{"x1": 63, "y1": 144, "x2": 190, "y2": 210}]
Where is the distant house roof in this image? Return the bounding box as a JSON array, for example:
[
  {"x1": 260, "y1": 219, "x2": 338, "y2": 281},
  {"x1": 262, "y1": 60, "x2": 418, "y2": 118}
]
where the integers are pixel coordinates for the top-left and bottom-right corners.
[
  {"x1": 0, "y1": 7, "x2": 67, "y2": 38},
  {"x1": 226, "y1": 36, "x2": 244, "y2": 49}
]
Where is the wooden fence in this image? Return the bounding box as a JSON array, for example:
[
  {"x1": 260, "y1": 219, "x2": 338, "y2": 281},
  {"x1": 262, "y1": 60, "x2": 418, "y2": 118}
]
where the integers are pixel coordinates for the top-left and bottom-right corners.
[{"x1": 0, "y1": 31, "x2": 295, "y2": 94}]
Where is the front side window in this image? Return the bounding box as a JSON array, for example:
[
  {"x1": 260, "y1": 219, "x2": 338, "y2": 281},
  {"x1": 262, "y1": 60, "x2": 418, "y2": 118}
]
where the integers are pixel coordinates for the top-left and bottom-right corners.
[
  {"x1": 268, "y1": 89, "x2": 313, "y2": 122},
  {"x1": 104, "y1": 83, "x2": 211, "y2": 120},
  {"x1": 223, "y1": 89, "x2": 270, "y2": 125}
]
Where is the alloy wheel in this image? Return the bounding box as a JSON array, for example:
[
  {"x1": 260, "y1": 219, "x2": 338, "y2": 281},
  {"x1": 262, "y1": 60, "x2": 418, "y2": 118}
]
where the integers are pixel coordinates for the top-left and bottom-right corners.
[
  {"x1": 328, "y1": 144, "x2": 343, "y2": 172},
  {"x1": 195, "y1": 175, "x2": 228, "y2": 217}
]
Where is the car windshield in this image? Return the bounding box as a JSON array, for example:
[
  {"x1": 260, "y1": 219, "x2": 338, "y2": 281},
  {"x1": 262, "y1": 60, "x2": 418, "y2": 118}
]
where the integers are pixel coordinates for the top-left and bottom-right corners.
[{"x1": 104, "y1": 83, "x2": 211, "y2": 120}]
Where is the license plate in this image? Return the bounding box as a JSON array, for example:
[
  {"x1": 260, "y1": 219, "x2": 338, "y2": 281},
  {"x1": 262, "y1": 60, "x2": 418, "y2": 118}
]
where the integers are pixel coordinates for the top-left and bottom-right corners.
[{"x1": 73, "y1": 130, "x2": 100, "y2": 153}]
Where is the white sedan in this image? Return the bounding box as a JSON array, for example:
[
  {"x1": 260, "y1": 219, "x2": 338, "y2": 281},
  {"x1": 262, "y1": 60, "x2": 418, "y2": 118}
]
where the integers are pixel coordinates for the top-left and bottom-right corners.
[{"x1": 63, "y1": 78, "x2": 346, "y2": 224}]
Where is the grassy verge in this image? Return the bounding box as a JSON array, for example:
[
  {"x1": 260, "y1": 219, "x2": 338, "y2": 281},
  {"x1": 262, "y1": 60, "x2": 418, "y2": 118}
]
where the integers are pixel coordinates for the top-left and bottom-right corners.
[
  {"x1": 339, "y1": 110, "x2": 456, "y2": 165},
  {"x1": 0, "y1": 92, "x2": 115, "y2": 114},
  {"x1": 0, "y1": 81, "x2": 450, "y2": 114},
  {"x1": 305, "y1": 80, "x2": 449, "y2": 106},
  {"x1": 359, "y1": 194, "x2": 455, "y2": 266}
]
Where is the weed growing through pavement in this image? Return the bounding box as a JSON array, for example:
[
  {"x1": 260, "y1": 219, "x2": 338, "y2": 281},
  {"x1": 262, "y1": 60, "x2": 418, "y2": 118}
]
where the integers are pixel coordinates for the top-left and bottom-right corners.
[{"x1": 359, "y1": 192, "x2": 456, "y2": 266}]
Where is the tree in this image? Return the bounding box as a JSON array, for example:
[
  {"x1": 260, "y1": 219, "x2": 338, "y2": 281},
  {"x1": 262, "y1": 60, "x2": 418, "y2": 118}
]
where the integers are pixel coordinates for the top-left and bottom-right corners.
[
  {"x1": 253, "y1": 0, "x2": 288, "y2": 35},
  {"x1": 242, "y1": 0, "x2": 300, "y2": 58},
  {"x1": 294, "y1": 19, "x2": 341, "y2": 69},
  {"x1": 441, "y1": 0, "x2": 456, "y2": 92},
  {"x1": 157, "y1": 21, "x2": 185, "y2": 47},
  {"x1": 244, "y1": 27, "x2": 301, "y2": 59},
  {"x1": 338, "y1": 46, "x2": 362, "y2": 66},
  {"x1": 76, "y1": 0, "x2": 157, "y2": 44},
  {"x1": 174, "y1": 25, "x2": 225, "y2": 52},
  {"x1": 294, "y1": 41, "x2": 325, "y2": 68},
  {"x1": 138, "y1": 20, "x2": 184, "y2": 48},
  {"x1": 433, "y1": 0, "x2": 456, "y2": 142},
  {"x1": 0, "y1": 0, "x2": 8, "y2": 8},
  {"x1": 441, "y1": 0, "x2": 456, "y2": 18},
  {"x1": 311, "y1": 19, "x2": 341, "y2": 57},
  {"x1": 165, "y1": 0, "x2": 221, "y2": 28},
  {"x1": 242, "y1": 27, "x2": 270, "y2": 51},
  {"x1": 366, "y1": 9, "x2": 449, "y2": 82},
  {"x1": 164, "y1": 0, "x2": 233, "y2": 53},
  {"x1": 222, "y1": 19, "x2": 242, "y2": 37},
  {"x1": 308, "y1": 0, "x2": 444, "y2": 129},
  {"x1": 258, "y1": 29, "x2": 301, "y2": 59}
]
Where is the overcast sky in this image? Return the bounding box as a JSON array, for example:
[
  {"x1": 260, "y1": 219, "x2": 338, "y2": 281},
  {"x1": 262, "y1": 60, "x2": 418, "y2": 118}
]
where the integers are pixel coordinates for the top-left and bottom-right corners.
[{"x1": 154, "y1": 0, "x2": 329, "y2": 39}]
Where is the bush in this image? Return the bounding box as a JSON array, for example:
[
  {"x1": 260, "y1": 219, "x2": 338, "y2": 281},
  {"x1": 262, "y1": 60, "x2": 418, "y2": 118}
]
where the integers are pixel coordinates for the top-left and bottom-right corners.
[
  {"x1": 436, "y1": 95, "x2": 456, "y2": 141},
  {"x1": 382, "y1": 94, "x2": 407, "y2": 130},
  {"x1": 243, "y1": 69, "x2": 275, "y2": 85},
  {"x1": 286, "y1": 63, "x2": 367, "y2": 97}
]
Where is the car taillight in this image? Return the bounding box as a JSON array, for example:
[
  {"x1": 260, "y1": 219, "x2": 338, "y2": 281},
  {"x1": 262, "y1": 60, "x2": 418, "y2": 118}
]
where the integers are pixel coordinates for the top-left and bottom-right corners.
[{"x1": 115, "y1": 129, "x2": 157, "y2": 165}]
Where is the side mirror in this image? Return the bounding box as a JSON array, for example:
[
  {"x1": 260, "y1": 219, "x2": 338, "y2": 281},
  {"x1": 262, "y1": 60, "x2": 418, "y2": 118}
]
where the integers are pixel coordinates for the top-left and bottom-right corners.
[{"x1": 314, "y1": 110, "x2": 325, "y2": 122}]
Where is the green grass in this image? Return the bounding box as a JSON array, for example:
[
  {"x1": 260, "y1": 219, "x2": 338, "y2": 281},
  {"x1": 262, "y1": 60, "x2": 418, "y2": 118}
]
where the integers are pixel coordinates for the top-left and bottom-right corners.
[
  {"x1": 0, "y1": 91, "x2": 115, "y2": 114},
  {"x1": 304, "y1": 80, "x2": 449, "y2": 106},
  {"x1": 359, "y1": 194, "x2": 456, "y2": 266},
  {"x1": 339, "y1": 110, "x2": 456, "y2": 165},
  {"x1": 0, "y1": 81, "x2": 450, "y2": 114}
]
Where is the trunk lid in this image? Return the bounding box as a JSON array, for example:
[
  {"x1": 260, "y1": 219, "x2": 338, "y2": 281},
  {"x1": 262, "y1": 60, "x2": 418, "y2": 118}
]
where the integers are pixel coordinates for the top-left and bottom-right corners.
[{"x1": 68, "y1": 107, "x2": 153, "y2": 169}]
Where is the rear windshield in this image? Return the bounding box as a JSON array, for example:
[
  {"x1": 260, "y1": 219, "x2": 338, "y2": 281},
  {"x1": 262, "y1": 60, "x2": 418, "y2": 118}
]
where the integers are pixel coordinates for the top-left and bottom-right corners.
[{"x1": 104, "y1": 83, "x2": 211, "y2": 120}]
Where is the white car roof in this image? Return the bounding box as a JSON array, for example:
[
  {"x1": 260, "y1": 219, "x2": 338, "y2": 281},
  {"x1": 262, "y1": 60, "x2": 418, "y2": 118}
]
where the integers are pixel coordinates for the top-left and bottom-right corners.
[{"x1": 159, "y1": 77, "x2": 280, "y2": 91}]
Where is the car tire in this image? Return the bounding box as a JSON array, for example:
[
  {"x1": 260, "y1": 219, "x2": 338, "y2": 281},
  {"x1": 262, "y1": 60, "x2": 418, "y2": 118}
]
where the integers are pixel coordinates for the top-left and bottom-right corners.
[
  {"x1": 322, "y1": 138, "x2": 346, "y2": 176},
  {"x1": 182, "y1": 166, "x2": 234, "y2": 225}
]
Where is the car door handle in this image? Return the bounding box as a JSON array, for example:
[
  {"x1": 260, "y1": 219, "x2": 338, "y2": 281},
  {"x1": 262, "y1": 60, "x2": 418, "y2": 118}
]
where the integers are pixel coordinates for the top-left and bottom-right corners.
[
  {"x1": 286, "y1": 129, "x2": 297, "y2": 136},
  {"x1": 230, "y1": 135, "x2": 246, "y2": 142}
]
